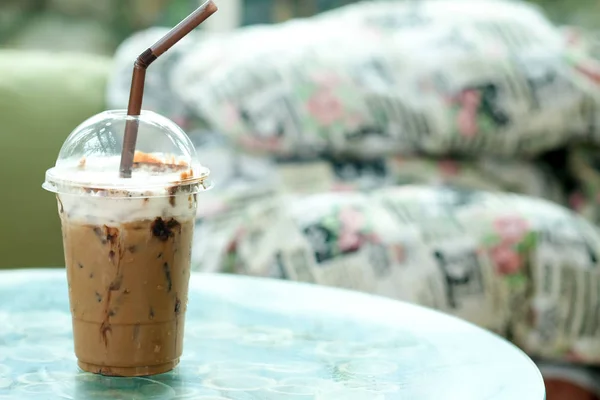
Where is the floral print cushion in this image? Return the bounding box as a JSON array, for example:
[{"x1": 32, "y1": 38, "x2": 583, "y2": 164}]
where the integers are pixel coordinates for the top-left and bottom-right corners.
[
  {"x1": 166, "y1": 0, "x2": 598, "y2": 159},
  {"x1": 108, "y1": 1, "x2": 600, "y2": 159},
  {"x1": 275, "y1": 155, "x2": 566, "y2": 203},
  {"x1": 189, "y1": 137, "x2": 567, "y2": 274},
  {"x1": 219, "y1": 186, "x2": 600, "y2": 365}
]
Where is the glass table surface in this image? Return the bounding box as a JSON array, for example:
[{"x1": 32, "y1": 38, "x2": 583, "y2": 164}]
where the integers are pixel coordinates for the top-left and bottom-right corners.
[{"x1": 0, "y1": 269, "x2": 544, "y2": 399}]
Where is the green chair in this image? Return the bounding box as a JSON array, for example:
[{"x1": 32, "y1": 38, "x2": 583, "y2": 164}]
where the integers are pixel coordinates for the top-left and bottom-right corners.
[{"x1": 0, "y1": 50, "x2": 111, "y2": 269}]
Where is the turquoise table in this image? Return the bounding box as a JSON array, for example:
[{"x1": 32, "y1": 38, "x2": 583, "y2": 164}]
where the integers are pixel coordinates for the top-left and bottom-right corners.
[{"x1": 0, "y1": 269, "x2": 544, "y2": 399}]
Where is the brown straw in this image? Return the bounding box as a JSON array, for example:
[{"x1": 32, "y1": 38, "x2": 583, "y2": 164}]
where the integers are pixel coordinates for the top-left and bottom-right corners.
[{"x1": 119, "y1": 0, "x2": 218, "y2": 178}]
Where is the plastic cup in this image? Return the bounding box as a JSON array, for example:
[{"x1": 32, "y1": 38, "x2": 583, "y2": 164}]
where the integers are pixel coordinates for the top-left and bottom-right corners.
[{"x1": 43, "y1": 110, "x2": 211, "y2": 376}]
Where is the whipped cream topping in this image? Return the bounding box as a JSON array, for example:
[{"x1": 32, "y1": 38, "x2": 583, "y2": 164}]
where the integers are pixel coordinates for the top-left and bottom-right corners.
[
  {"x1": 44, "y1": 154, "x2": 211, "y2": 197},
  {"x1": 45, "y1": 153, "x2": 210, "y2": 223}
]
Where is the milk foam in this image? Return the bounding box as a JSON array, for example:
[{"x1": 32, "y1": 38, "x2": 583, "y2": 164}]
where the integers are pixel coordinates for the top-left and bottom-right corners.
[
  {"x1": 50, "y1": 155, "x2": 206, "y2": 224},
  {"x1": 48, "y1": 156, "x2": 208, "y2": 190}
]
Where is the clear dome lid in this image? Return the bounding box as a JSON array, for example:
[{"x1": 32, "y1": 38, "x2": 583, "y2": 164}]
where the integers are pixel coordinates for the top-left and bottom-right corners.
[{"x1": 43, "y1": 110, "x2": 211, "y2": 197}]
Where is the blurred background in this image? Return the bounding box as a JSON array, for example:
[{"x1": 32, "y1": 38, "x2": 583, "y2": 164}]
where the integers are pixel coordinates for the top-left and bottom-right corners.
[
  {"x1": 0, "y1": 0, "x2": 598, "y2": 54},
  {"x1": 2, "y1": 1, "x2": 600, "y2": 398},
  {"x1": 0, "y1": 0, "x2": 600, "y2": 400}
]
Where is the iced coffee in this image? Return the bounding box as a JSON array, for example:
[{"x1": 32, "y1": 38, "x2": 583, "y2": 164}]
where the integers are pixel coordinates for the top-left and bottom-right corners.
[
  {"x1": 43, "y1": 1, "x2": 217, "y2": 376},
  {"x1": 44, "y1": 111, "x2": 211, "y2": 376}
]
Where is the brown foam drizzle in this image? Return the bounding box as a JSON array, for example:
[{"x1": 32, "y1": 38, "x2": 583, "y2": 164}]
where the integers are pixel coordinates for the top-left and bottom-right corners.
[
  {"x1": 132, "y1": 151, "x2": 188, "y2": 172},
  {"x1": 132, "y1": 151, "x2": 191, "y2": 177},
  {"x1": 77, "y1": 151, "x2": 192, "y2": 175}
]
